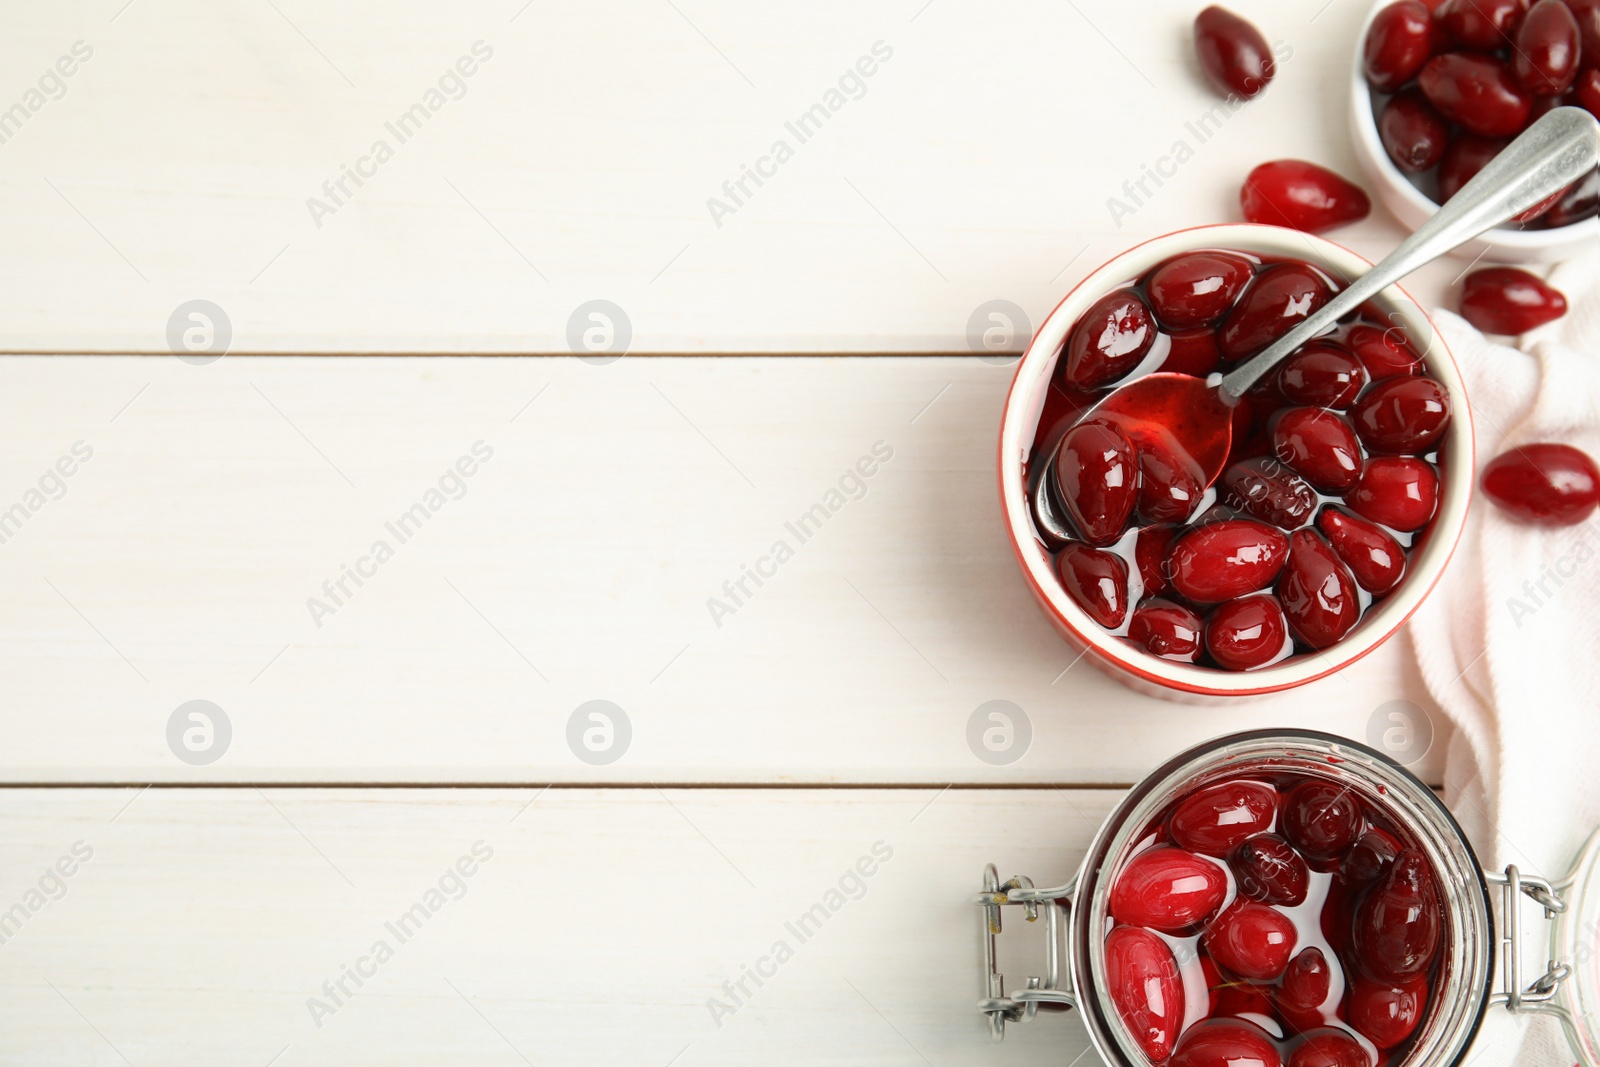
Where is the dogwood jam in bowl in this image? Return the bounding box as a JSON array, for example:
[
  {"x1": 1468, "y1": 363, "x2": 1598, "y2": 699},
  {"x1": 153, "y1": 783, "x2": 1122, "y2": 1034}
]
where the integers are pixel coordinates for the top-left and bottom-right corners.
[{"x1": 1029, "y1": 249, "x2": 1452, "y2": 672}]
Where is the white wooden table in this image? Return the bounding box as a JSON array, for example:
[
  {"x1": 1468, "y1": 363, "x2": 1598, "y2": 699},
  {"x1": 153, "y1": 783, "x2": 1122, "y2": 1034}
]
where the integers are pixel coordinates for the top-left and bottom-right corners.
[{"x1": 0, "y1": 1, "x2": 1463, "y2": 1062}]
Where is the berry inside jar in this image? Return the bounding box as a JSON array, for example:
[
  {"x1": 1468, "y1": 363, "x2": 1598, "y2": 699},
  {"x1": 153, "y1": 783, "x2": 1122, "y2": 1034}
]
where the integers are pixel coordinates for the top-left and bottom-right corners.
[
  {"x1": 1102, "y1": 770, "x2": 1447, "y2": 1067},
  {"x1": 1030, "y1": 249, "x2": 1451, "y2": 672}
]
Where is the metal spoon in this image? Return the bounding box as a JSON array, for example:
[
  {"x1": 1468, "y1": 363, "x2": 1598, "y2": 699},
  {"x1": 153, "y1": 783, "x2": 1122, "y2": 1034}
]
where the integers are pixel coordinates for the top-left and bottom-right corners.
[{"x1": 1034, "y1": 105, "x2": 1600, "y2": 534}]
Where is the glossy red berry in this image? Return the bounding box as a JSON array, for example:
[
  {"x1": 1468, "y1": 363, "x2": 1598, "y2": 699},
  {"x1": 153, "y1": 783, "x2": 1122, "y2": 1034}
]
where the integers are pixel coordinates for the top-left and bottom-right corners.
[
  {"x1": 1380, "y1": 90, "x2": 1451, "y2": 173},
  {"x1": 1278, "y1": 342, "x2": 1368, "y2": 409},
  {"x1": 1567, "y1": 0, "x2": 1600, "y2": 68},
  {"x1": 1418, "y1": 53, "x2": 1533, "y2": 136},
  {"x1": 1319, "y1": 508, "x2": 1408, "y2": 595},
  {"x1": 1220, "y1": 263, "x2": 1335, "y2": 360},
  {"x1": 1366, "y1": 1, "x2": 1439, "y2": 91},
  {"x1": 1222, "y1": 457, "x2": 1318, "y2": 529},
  {"x1": 1149, "y1": 251, "x2": 1256, "y2": 329},
  {"x1": 1349, "y1": 974, "x2": 1429, "y2": 1049},
  {"x1": 1165, "y1": 327, "x2": 1226, "y2": 377},
  {"x1": 1351, "y1": 376, "x2": 1452, "y2": 455},
  {"x1": 1345, "y1": 324, "x2": 1422, "y2": 380},
  {"x1": 1110, "y1": 846, "x2": 1229, "y2": 932},
  {"x1": 1130, "y1": 599, "x2": 1206, "y2": 662},
  {"x1": 1134, "y1": 429, "x2": 1206, "y2": 524},
  {"x1": 1545, "y1": 167, "x2": 1600, "y2": 227},
  {"x1": 1348, "y1": 457, "x2": 1439, "y2": 532},
  {"x1": 1136, "y1": 524, "x2": 1183, "y2": 596},
  {"x1": 1579, "y1": 66, "x2": 1600, "y2": 115},
  {"x1": 1280, "y1": 947, "x2": 1334, "y2": 1015},
  {"x1": 1056, "y1": 418, "x2": 1139, "y2": 545},
  {"x1": 1279, "y1": 530, "x2": 1361, "y2": 650},
  {"x1": 1215, "y1": 980, "x2": 1274, "y2": 1020},
  {"x1": 1106, "y1": 925, "x2": 1186, "y2": 1063},
  {"x1": 1064, "y1": 289, "x2": 1157, "y2": 389},
  {"x1": 1274, "y1": 408, "x2": 1364, "y2": 493},
  {"x1": 1172, "y1": 1019, "x2": 1284, "y2": 1067},
  {"x1": 1288, "y1": 1029, "x2": 1371, "y2": 1067},
  {"x1": 1516, "y1": 0, "x2": 1582, "y2": 94},
  {"x1": 1438, "y1": 132, "x2": 1509, "y2": 201},
  {"x1": 1057, "y1": 544, "x2": 1131, "y2": 629},
  {"x1": 1205, "y1": 594, "x2": 1290, "y2": 670},
  {"x1": 1481, "y1": 442, "x2": 1600, "y2": 524},
  {"x1": 1203, "y1": 900, "x2": 1298, "y2": 980},
  {"x1": 1170, "y1": 781, "x2": 1279, "y2": 856},
  {"x1": 1241, "y1": 161, "x2": 1372, "y2": 234},
  {"x1": 1459, "y1": 267, "x2": 1568, "y2": 334},
  {"x1": 1321, "y1": 876, "x2": 1357, "y2": 955},
  {"x1": 1195, "y1": 7, "x2": 1277, "y2": 99},
  {"x1": 1231, "y1": 833, "x2": 1310, "y2": 905},
  {"x1": 1280, "y1": 781, "x2": 1363, "y2": 865},
  {"x1": 1437, "y1": 0, "x2": 1525, "y2": 49},
  {"x1": 1171, "y1": 519, "x2": 1291, "y2": 602},
  {"x1": 1342, "y1": 827, "x2": 1402, "y2": 885}
]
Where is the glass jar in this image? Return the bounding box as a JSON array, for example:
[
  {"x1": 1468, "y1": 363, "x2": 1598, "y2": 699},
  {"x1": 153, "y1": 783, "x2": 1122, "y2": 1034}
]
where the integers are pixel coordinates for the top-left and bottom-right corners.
[{"x1": 974, "y1": 730, "x2": 1600, "y2": 1067}]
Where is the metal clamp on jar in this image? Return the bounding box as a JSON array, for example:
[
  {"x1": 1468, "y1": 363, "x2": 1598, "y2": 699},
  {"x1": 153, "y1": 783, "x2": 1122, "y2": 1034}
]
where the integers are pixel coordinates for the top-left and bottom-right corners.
[{"x1": 971, "y1": 731, "x2": 1600, "y2": 1067}]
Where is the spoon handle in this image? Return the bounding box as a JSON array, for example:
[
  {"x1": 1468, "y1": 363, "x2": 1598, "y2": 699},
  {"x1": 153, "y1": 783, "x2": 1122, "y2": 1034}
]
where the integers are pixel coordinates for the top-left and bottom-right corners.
[{"x1": 1220, "y1": 106, "x2": 1600, "y2": 399}]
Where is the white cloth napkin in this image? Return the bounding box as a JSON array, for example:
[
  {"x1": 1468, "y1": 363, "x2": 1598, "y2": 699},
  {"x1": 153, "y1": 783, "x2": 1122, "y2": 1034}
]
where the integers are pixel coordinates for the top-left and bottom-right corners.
[{"x1": 1409, "y1": 248, "x2": 1600, "y2": 1067}]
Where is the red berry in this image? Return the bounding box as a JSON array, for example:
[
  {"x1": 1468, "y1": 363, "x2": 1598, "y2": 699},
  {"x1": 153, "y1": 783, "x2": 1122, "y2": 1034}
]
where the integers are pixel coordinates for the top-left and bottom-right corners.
[
  {"x1": 1171, "y1": 519, "x2": 1292, "y2": 602},
  {"x1": 1273, "y1": 408, "x2": 1364, "y2": 493},
  {"x1": 1201, "y1": 953, "x2": 1225, "y2": 1014},
  {"x1": 1545, "y1": 167, "x2": 1600, "y2": 227},
  {"x1": 1056, "y1": 418, "x2": 1139, "y2": 545},
  {"x1": 1215, "y1": 981, "x2": 1275, "y2": 1019},
  {"x1": 1241, "y1": 161, "x2": 1372, "y2": 234},
  {"x1": 1110, "y1": 846, "x2": 1229, "y2": 932},
  {"x1": 1064, "y1": 288, "x2": 1157, "y2": 389},
  {"x1": 1348, "y1": 457, "x2": 1439, "y2": 532},
  {"x1": 1279, "y1": 530, "x2": 1361, "y2": 650},
  {"x1": 1459, "y1": 267, "x2": 1568, "y2": 334},
  {"x1": 1280, "y1": 947, "x2": 1334, "y2": 1013},
  {"x1": 1194, "y1": 6, "x2": 1277, "y2": 99},
  {"x1": 1057, "y1": 544, "x2": 1131, "y2": 629},
  {"x1": 1365, "y1": 1, "x2": 1439, "y2": 91},
  {"x1": 1437, "y1": 132, "x2": 1509, "y2": 201},
  {"x1": 1418, "y1": 53, "x2": 1533, "y2": 136},
  {"x1": 1321, "y1": 876, "x2": 1357, "y2": 955},
  {"x1": 1133, "y1": 429, "x2": 1206, "y2": 524},
  {"x1": 1280, "y1": 781, "x2": 1363, "y2": 865},
  {"x1": 1204, "y1": 900, "x2": 1298, "y2": 980},
  {"x1": 1220, "y1": 263, "x2": 1335, "y2": 360},
  {"x1": 1170, "y1": 781, "x2": 1279, "y2": 856},
  {"x1": 1278, "y1": 342, "x2": 1368, "y2": 409},
  {"x1": 1437, "y1": 0, "x2": 1526, "y2": 49},
  {"x1": 1222, "y1": 456, "x2": 1319, "y2": 529},
  {"x1": 1349, "y1": 974, "x2": 1429, "y2": 1049},
  {"x1": 1172, "y1": 1019, "x2": 1284, "y2": 1067},
  {"x1": 1567, "y1": 0, "x2": 1600, "y2": 66},
  {"x1": 1205, "y1": 593, "x2": 1291, "y2": 670},
  {"x1": 1288, "y1": 1029, "x2": 1371, "y2": 1067},
  {"x1": 1148, "y1": 251, "x2": 1256, "y2": 329},
  {"x1": 1481, "y1": 442, "x2": 1600, "y2": 524},
  {"x1": 1106, "y1": 925, "x2": 1187, "y2": 1063},
  {"x1": 1129, "y1": 598, "x2": 1206, "y2": 662},
  {"x1": 1342, "y1": 827, "x2": 1402, "y2": 885},
  {"x1": 1319, "y1": 508, "x2": 1408, "y2": 595},
  {"x1": 1231, "y1": 833, "x2": 1310, "y2": 905},
  {"x1": 1165, "y1": 327, "x2": 1226, "y2": 376},
  {"x1": 1345, "y1": 324, "x2": 1422, "y2": 380},
  {"x1": 1379, "y1": 90, "x2": 1451, "y2": 173},
  {"x1": 1516, "y1": 0, "x2": 1582, "y2": 94},
  {"x1": 1351, "y1": 376, "x2": 1452, "y2": 455},
  {"x1": 1579, "y1": 67, "x2": 1600, "y2": 115},
  {"x1": 1137, "y1": 524, "x2": 1183, "y2": 596}
]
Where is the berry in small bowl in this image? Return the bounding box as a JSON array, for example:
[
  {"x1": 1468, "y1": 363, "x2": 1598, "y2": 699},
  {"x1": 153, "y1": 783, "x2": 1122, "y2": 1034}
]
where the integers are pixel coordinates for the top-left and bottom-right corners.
[{"x1": 998, "y1": 224, "x2": 1473, "y2": 700}]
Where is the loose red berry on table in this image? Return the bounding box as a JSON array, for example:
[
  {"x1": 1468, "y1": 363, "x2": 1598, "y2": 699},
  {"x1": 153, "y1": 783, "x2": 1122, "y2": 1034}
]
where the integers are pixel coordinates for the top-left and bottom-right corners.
[
  {"x1": 1480, "y1": 442, "x2": 1600, "y2": 524},
  {"x1": 1240, "y1": 162, "x2": 1372, "y2": 234},
  {"x1": 1459, "y1": 266, "x2": 1568, "y2": 334}
]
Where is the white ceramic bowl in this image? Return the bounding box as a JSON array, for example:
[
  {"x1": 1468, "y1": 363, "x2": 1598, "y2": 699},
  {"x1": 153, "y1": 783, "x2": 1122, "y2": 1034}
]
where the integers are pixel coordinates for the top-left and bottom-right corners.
[
  {"x1": 998, "y1": 223, "x2": 1474, "y2": 701},
  {"x1": 1349, "y1": 0, "x2": 1600, "y2": 264}
]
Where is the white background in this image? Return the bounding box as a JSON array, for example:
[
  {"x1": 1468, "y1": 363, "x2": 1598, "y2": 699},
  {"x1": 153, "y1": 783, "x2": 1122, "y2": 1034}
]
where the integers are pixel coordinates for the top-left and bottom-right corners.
[{"x1": 0, "y1": 0, "x2": 1464, "y2": 1063}]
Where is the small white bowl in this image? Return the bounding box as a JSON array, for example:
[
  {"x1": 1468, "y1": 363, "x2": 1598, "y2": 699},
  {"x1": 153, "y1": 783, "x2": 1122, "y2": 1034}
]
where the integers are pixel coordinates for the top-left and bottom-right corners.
[
  {"x1": 998, "y1": 223, "x2": 1474, "y2": 702},
  {"x1": 1349, "y1": 0, "x2": 1600, "y2": 264}
]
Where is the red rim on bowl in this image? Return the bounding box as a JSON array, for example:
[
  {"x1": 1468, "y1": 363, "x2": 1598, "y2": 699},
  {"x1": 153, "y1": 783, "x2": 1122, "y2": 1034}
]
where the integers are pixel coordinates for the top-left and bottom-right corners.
[{"x1": 996, "y1": 224, "x2": 1475, "y2": 699}]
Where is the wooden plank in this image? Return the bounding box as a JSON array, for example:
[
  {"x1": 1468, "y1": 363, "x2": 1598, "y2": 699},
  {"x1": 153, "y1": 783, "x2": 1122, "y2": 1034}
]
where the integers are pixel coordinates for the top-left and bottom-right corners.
[
  {"x1": 0, "y1": 355, "x2": 1449, "y2": 783},
  {"x1": 0, "y1": 787, "x2": 1117, "y2": 1065},
  {"x1": 0, "y1": 0, "x2": 1466, "y2": 354}
]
